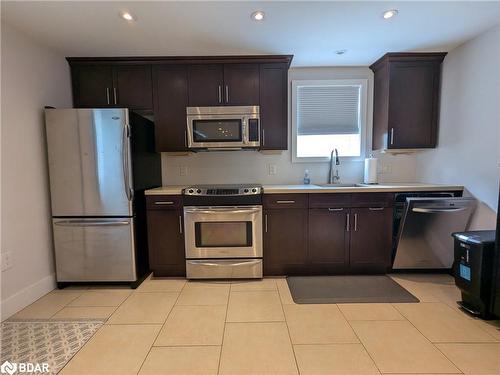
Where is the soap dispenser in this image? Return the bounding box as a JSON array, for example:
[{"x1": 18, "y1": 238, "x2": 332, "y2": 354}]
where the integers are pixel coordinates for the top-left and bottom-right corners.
[{"x1": 303, "y1": 169, "x2": 311, "y2": 185}]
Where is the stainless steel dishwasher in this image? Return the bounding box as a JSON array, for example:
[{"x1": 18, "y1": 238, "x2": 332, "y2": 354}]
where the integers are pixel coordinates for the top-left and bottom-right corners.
[{"x1": 393, "y1": 197, "x2": 477, "y2": 270}]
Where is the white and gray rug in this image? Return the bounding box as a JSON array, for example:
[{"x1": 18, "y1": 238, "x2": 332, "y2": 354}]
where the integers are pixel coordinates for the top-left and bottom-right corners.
[{"x1": 1, "y1": 320, "x2": 103, "y2": 374}]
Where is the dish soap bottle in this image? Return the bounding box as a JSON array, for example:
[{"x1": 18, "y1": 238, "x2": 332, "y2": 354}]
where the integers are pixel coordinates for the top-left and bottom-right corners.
[{"x1": 303, "y1": 169, "x2": 311, "y2": 185}]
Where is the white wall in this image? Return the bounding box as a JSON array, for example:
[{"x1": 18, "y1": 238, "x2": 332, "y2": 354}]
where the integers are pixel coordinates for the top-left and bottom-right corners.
[
  {"x1": 162, "y1": 67, "x2": 417, "y2": 185},
  {"x1": 1, "y1": 23, "x2": 72, "y2": 320},
  {"x1": 416, "y1": 25, "x2": 500, "y2": 228}
]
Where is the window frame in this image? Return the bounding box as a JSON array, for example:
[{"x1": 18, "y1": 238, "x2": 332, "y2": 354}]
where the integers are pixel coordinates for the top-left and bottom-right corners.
[{"x1": 291, "y1": 79, "x2": 368, "y2": 163}]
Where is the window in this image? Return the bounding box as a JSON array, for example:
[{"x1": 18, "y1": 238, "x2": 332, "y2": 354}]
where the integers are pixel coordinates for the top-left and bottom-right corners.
[{"x1": 292, "y1": 79, "x2": 368, "y2": 162}]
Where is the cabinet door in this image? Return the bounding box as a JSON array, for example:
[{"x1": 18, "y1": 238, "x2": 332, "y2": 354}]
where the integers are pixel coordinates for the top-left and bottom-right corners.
[
  {"x1": 153, "y1": 65, "x2": 188, "y2": 151},
  {"x1": 308, "y1": 209, "x2": 349, "y2": 271},
  {"x1": 187, "y1": 64, "x2": 224, "y2": 106},
  {"x1": 259, "y1": 63, "x2": 288, "y2": 150},
  {"x1": 72, "y1": 65, "x2": 113, "y2": 107},
  {"x1": 113, "y1": 65, "x2": 153, "y2": 109},
  {"x1": 349, "y1": 207, "x2": 393, "y2": 271},
  {"x1": 264, "y1": 209, "x2": 308, "y2": 275},
  {"x1": 147, "y1": 209, "x2": 185, "y2": 276},
  {"x1": 223, "y1": 64, "x2": 259, "y2": 105},
  {"x1": 388, "y1": 62, "x2": 440, "y2": 148}
]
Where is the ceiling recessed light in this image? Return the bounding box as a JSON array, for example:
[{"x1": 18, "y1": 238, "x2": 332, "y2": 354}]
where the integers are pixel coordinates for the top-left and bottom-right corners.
[
  {"x1": 120, "y1": 12, "x2": 135, "y2": 21},
  {"x1": 382, "y1": 9, "x2": 398, "y2": 19},
  {"x1": 251, "y1": 11, "x2": 265, "y2": 21},
  {"x1": 335, "y1": 49, "x2": 347, "y2": 55}
]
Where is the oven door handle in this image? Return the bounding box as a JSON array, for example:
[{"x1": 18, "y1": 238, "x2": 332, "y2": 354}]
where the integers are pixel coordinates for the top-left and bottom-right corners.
[{"x1": 184, "y1": 207, "x2": 262, "y2": 214}]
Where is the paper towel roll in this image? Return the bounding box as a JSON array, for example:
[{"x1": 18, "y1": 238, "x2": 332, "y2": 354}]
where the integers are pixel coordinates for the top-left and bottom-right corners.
[{"x1": 363, "y1": 157, "x2": 378, "y2": 184}]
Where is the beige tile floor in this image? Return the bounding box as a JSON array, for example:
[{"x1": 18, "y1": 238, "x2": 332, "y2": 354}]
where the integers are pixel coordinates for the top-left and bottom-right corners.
[{"x1": 6, "y1": 274, "x2": 500, "y2": 374}]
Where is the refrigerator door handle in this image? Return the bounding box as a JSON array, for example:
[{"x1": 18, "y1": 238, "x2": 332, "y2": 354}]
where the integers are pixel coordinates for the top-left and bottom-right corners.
[{"x1": 123, "y1": 124, "x2": 132, "y2": 201}]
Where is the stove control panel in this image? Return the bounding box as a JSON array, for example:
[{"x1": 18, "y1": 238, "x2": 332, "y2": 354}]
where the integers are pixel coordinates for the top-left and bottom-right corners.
[{"x1": 184, "y1": 186, "x2": 262, "y2": 196}]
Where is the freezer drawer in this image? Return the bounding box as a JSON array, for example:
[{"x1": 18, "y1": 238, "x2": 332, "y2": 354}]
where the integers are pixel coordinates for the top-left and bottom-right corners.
[
  {"x1": 52, "y1": 218, "x2": 137, "y2": 282},
  {"x1": 186, "y1": 259, "x2": 263, "y2": 279}
]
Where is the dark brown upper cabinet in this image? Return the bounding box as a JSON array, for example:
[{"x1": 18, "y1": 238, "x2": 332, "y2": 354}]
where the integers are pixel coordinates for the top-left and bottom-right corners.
[
  {"x1": 153, "y1": 65, "x2": 189, "y2": 152},
  {"x1": 370, "y1": 52, "x2": 446, "y2": 150},
  {"x1": 260, "y1": 63, "x2": 288, "y2": 150},
  {"x1": 71, "y1": 65, "x2": 114, "y2": 108},
  {"x1": 68, "y1": 55, "x2": 292, "y2": 152},
  {"x1": 113, "y1": 65, "x2": 153, "y2": 109},
  {"x1": 187, "y1": 63, "x2": 259, "y2": 106},
  {"x1": 187, "y1": 64, "x2": 224, "y2": 106},
  {"x1": 223, "y1": 64, "x2": 259, "y2": 105},
  {"x1": 70, "y1": 63, "x2": 152, "y2": 110}
]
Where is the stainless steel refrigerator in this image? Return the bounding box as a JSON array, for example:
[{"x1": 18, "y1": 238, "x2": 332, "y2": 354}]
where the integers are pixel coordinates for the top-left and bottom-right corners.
[{"x1": 45, "y1": 108, "x2": 161, "y2": 286}]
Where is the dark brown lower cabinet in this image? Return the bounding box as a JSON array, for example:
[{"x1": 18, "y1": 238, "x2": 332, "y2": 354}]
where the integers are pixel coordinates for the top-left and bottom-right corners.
[
  {"x1": 146, "y1": 197, "x2": 185, "y2": 277},
  {"x1": 308, "y1": 208, "x2": 349, "y2": 272},
  {"x1": 349, "y1": 207, "x2": 393, "y2": 272},
  {"x1": 263, "y1": 193, "x2": 394, "y2": 276},
  {"x1": 264, "y1": 208, "x2": 308, "y2": 275}
]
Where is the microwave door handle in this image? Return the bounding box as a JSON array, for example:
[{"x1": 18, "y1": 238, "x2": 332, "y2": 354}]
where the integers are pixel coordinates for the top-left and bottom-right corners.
[{"x1": 242, "y1": 120, "x2": 248, "y2": 144}]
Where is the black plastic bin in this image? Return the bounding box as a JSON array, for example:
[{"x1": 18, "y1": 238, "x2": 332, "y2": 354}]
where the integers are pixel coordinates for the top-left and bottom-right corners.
[{"x1": 452, "y1": 230, "x2": 496, "y2": 318}]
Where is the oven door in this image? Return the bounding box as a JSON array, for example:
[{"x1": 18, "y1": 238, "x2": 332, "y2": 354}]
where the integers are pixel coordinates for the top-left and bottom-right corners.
[{"x1": 184, "y1": 206, "x2": 263, "y2": 259}]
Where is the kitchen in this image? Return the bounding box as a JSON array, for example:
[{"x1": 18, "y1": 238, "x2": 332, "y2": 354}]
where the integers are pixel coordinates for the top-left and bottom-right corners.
[{"x1": 1, "y1": 1, "x2": 500, "y2": 375}]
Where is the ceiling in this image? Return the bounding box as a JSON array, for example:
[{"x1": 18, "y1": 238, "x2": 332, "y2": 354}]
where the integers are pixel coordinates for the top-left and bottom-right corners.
[{"x1": 2, "y1": 1, "x2": 499, "y2": 66}]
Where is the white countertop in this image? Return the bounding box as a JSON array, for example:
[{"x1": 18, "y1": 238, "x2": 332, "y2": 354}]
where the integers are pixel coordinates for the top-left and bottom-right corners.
[
  {"x1": 262, "y1": 183, "x2": 464, "y2": 194},
  {"x1": 145, "y1": 183, "x2": 463, "y2": 195}
]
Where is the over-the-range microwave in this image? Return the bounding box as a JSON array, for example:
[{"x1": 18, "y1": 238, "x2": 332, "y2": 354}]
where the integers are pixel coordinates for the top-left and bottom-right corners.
[{"x1": 186, "y1": 106, "x2": 260, "y2": 150}]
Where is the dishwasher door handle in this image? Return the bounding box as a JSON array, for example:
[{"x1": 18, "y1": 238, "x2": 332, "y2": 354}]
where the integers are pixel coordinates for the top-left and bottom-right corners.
[{"x1": 412, "y1": 207, "x2": 468, "y2": 213}]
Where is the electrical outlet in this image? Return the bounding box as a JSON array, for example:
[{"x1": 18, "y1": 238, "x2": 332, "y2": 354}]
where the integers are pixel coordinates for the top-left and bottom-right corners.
[
  {"x1": 179, "y1": 166, "x2": 188, "y2": 176},
  {"x1": 1, "y1": 251, "x2": 13, "y2": 272},
  {"x1": 268, "y1": 164, "x2": 277, "y2": 175},
  {"x1": 379, "y1": 164, "x2": 392, "y2": 174}
]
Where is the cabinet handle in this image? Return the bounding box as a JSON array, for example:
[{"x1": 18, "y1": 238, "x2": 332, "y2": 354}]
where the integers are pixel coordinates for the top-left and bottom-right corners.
[
  {"x1": 276, "y1": 200, "x2": 295, "y2": 204},
  {"x1": 106, "y1": 87, "x2": 110, "y2": 105},
  {"x1": 184, "y1": 130, "x2": 188, "y2": 147},
  {"x1": 262, "y1": 129, "x2": 266, "y2": 146},
  {"x1": 369, "y1": 207, "x2": 385, "y2": 211},
  {"x1": 225, "y1": 85, "x2": 229, "y2": 103},
  {"x1": 346, "y1": 213, "x2": 350, "y2": 232},
  {"x1": 265, "y1": 214, "x2": 268, "y2": 233},
  {"x1": 154, "y1": 201, "x2": 174, "y2": 205},
  {"x1": 179, "y1": 215, "x2": 183, "y2": 234},
  {"x1": 354, "y1": 213, "x2": 358, "y2": 231},
  {"x1": 328, "y1": 208, "x2": 343, "y2": 212},
  {"x1": 218, "y1": 85, "x2": 222, "y2": 103},
  {"x1": 113, "y1": 87, "x2": 118, "y2": 105},
  {"x1": 390, "y1": 128, "x2": 394, "y2": 145}
]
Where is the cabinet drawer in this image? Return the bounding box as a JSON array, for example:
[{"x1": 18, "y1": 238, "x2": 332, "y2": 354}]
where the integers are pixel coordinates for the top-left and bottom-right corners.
[
  {"x1": 351, "y1": 193, "x2": 393, "y2": 208},
  {"x1": 146, "y1": 195, "x2": 183, "y2": 210},
  {"x1": 263, "y1": 194, "x2": 308, "y2": 209},
  {"x1": 309, "y1": 194, "x2": 351, "y2": 208}
]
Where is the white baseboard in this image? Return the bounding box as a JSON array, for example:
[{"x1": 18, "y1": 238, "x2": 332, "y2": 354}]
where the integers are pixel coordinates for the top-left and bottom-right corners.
[{"x1": 1, "y1": 273, "x2": 56, "y2": 321}]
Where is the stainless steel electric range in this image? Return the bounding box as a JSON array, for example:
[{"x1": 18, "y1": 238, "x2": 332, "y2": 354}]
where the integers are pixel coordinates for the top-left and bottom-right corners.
[{"x1": 183, "y1": 184, "x2": 263, "y2": 279}]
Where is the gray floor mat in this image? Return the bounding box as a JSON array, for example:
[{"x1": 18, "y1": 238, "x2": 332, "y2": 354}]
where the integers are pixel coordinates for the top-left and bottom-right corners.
[{"x1": 287, "y1": 275, "x2": 419, "y2": 304}]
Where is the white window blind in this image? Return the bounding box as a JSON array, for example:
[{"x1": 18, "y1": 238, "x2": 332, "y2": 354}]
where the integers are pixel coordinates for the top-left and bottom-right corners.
[{"x1": 296, "y1": 85, "x2": 361, "y2": 135}]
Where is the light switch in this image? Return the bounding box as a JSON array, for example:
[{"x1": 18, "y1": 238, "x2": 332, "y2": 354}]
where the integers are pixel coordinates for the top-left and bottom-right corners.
[{"x1": 179, "y1": 166, "x2": 188, "y2": 176}]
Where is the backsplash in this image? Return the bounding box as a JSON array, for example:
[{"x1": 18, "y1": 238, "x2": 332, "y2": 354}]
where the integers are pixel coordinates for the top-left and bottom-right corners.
[{"x1": 161, "y1": 151, "x2": 417, "y2": 185}]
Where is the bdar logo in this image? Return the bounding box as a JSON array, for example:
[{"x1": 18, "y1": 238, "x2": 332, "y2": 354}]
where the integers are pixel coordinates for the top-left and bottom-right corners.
[{"x1": 0, "y1": 361, "x2": 17, "y2": 375}]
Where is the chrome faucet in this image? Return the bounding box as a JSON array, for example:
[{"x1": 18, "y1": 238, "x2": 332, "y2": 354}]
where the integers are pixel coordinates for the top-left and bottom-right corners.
[{"x1": 328, "y1": 148, "x2": 340, "y2": 184}]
